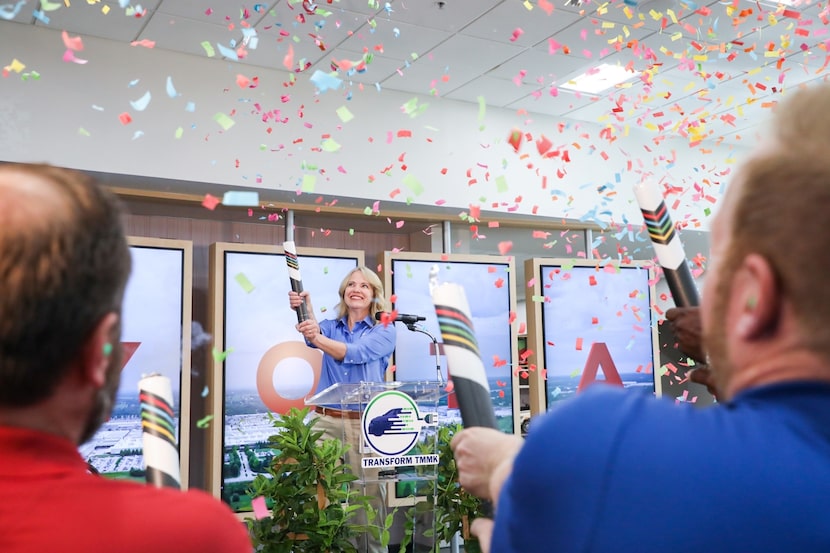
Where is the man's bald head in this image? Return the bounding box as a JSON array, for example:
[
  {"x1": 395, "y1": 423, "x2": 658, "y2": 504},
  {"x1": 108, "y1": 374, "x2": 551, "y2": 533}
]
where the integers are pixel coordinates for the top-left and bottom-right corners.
[{"x1": 0, "y1": 163, "x2": 131, "y2": 407}]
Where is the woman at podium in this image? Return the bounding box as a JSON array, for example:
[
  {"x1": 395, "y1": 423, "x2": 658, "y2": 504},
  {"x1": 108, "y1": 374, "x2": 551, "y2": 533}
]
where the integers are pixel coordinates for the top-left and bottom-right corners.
[{"x1": 288, "y1": 265, "x2": 396, "y2": 553}]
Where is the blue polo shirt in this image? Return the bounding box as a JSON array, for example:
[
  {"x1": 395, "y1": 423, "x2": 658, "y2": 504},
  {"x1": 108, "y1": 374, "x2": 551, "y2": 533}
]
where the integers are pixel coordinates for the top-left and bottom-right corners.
[
  {"x1": 492, "y1": 381, "x2": 830, "y2": 553},
  {"x1": 309, "y1": 315, "x2": 396, "y2": 392}
]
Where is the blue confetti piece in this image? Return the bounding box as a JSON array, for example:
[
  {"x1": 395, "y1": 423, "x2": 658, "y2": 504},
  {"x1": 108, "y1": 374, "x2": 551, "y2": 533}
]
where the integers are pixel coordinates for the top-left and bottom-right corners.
[
  {"x1": 222, "y1": 191, "x2": 260, "y2": 206},
  {"x1": 217, "y1": 42, "x2": 239, "y2": 61}
]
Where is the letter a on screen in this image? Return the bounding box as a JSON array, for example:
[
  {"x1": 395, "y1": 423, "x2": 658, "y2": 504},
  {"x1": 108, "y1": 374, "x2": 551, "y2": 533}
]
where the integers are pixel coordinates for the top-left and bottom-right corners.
[{"x1": 576, "y1": 342, "x2": 623, "y2": 393}]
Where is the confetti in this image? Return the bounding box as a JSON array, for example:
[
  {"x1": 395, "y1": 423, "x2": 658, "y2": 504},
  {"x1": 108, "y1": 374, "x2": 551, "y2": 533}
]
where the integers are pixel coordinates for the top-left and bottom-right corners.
[
  {"x1": 196, "y1": 415, "x2": 214, "y2": 429},
  {"x1": 233, "y1": 273, "x2": 257, "y2": 294},
  {"x1": 251, "y1": 496, "x2": 270, "y2": 519},
  {"x1": 213, "y1": 112, "x2": 235, "y2": 130},
  {"x1": 223, "y1": 191, "x2": 259, "y2": 206},
  {"x1": 201, "y1": 193, "x2": 221, "y2": 210},
  {"x1": 212, "y1": 347, "x2": 234, "y2": 363}
]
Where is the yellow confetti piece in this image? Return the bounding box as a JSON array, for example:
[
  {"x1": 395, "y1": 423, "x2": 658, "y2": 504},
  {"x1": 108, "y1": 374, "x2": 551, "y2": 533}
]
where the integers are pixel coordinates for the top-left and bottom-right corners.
[
  {"x1": 321, "y1": 138, "x2": 341, "y2": 152},
  {"x1": 234, "y1": 272, "x2": 255, "y2": 293},
  {"x1": 402, "y1": 174, "x2": 423, "y2": 196},
  {"x1": 213, "y1": 112, "x2": 235, "y2": 130},
  {"x1": 175, "y1": 127, "x2": 183, "y2": 139},
  {"x1": 523, "y1": 0, "x2": 533, "y2": 9},
  {"x1": 336, "y1": 105, "x2": 354, "y2": 123},
  {"x1": 302, "y1": 174, "x2": 316, "y2": 193},
  {"x1": 101, "y1": 3, "x2": 108, "y2": 13},
  {"x1": 5, "y1": 59, "x2": 25, "y2": 73}
]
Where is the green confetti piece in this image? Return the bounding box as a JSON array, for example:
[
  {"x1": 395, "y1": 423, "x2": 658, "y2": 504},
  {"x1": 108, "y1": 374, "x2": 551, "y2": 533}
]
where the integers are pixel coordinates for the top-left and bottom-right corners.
[
  {"x1": 196, "y1": 415, "x2": 214, "y2": 429},
  {"x1": 234, "y1": 272, "x2": 256, "y2": 293},
  {"x1": 259, "y1": 143, "x2": 267, "y2": 151},
  {"x1": 175, "y1": 127, "x2": 183, "y2": 139},
  {"x1": 363, "y1": 206, "x2": 373, "y2": 215},
  {"x1": 570, "y1": 368, "x2": 581, "y2": 378},
  {"x1": 531, "y1": 295, "x2": 545, "y2": 302},
  {"x1": 402, "y1": 174, "x2": 423, "y2": 196},
  {"x1": 302, "y1": 174, "x2": 316, "y2": 193},
  {"x1": 349, "y1": 228, "x2": 354, "y2": 235},
  {"x1": 321, "y1": 138, "x2": 341, "y2": 152},
  {"x1": 78, "y1": 127, "x2": 90, "y2": 137},
  {"x1": 213, "y1": 112, "x2": 235, "y2": 130},
  {"x1": 323, "y1": 266, "x2": 329, "y2": 274},
  {"x1": 477, "y1": 96, "x2": 486, "y2": 122},
  {"x1": 201, "y1": 41, "x2": 215, "y2": 57},
  {"x1": 496, "y1": 175, "x2": 508, "y2": 193},
  {"x1": 212, "y1": 347, "x2": 234, "y2": 363},
  {"x1": 704, "y1": 207, "x2": 711, "y2": 216},
  {"x1": 336, "y1": 106, "x2": 354, "y2": 123}
]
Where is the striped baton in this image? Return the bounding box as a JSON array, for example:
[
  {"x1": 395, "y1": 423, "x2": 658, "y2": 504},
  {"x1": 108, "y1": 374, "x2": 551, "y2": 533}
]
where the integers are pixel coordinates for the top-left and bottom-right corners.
[
  {"x1": 634, "y1": 180, "x2": 700, "y2": 307},
  {"x1": 283, "y1": 240, "x2": 310, "y2": 322},
  {"x1": 139, "y1": 374, "x2": 181, "y2": 489},
  {"x1": 431, "y1": 282, "x2": 498, "y2": 430}
]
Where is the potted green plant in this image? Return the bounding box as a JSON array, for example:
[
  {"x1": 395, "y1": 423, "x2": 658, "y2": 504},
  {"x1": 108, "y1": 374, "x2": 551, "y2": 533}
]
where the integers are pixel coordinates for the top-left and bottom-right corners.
[{"x1": 246, "y1": 407, "x2": 393, "y2": 553}]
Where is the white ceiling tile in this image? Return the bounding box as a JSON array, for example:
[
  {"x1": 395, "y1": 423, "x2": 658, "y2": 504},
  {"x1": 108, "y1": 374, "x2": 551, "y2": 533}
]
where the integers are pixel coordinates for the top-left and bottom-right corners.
[
  {"x1": 380, "y1": 0, "x2": 503, "y2": 32},
  {"x1": 325, "y1": 48, "x2": 404, "y2": 84},
  {"x1": 242, "y1": 6, "x2": 369, "y2": 70},
  {"x1": 155, "y1": 0, "x2": 253, "y2": 24},
  {"x1": 381, "y1": 34, "x2": 525, "y2": 96},
  {"x1": 460, "y1": 2, "x2": 583, "y2": 47},
  {"x1": 508, "y1": 87, "x2": 601, "y2": 118},
  {"x1": 336, "y1": 18, "x2": 451, "y2": 61},
  {"x1": 137, "y1": 12, "x2": 237, "y2": 60},
  {"x1": 33, "y1": 1, "x2": 156, "y2": 43},
  {"x1": 444, "y1": 74, "x2": 542, "y2": 107},
  {"x1": 486, "y1": 48, "x2": 594, "y2": 86}
]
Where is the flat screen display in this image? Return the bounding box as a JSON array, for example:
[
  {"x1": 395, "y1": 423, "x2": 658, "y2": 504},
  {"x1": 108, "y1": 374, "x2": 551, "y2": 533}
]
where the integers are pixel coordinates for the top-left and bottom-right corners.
[
  {"x1": 388, "y1": 256, "x2": 516, "y2": 434},
  {"x1": 220, "y1": 248, "x2": 360, "y2": 513},
  {"x1": 538, "y1": 261, "x2": 657, "y2": 409}
]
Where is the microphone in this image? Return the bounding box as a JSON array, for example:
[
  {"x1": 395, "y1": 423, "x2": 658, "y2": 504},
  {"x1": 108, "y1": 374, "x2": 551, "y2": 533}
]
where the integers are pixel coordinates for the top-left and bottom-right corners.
[{"x1": 375, "y1": 312, "x2": 426, "y2": 325}]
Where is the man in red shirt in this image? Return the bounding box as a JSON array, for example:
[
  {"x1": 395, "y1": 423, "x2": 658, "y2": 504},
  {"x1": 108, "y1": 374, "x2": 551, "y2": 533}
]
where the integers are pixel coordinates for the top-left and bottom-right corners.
[{"x1": 0, "y1": 163, "x2": 252, "y2": 553}]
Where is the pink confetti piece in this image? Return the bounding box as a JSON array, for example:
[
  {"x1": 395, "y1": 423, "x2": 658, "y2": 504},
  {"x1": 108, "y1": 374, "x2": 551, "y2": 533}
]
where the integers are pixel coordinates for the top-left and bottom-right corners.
[
  {"x1": 510, "y1": 28, "x2": 524, "y2": 42},
  {"x1": 61, "y1": 30, "x2": 84, "y2": 51},
  {"x1": 118, "y1": 112, "x2": 132, "y2": 125},
  {"x1": 62, "y1": 49, "x2": 88, "y2": 64},
  {"x1": 497, "y1": 241, "x2": 513, "y2": 255},
  {"x1": 202, "y1": 194, "x2": 221, "y2": 210},
  {"x1": 251, "y1": 496, "x2": 269, "y2": 519}
]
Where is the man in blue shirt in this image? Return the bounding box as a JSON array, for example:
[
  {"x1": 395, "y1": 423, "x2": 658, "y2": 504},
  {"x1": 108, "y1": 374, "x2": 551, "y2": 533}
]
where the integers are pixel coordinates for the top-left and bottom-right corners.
[
  {"x1": 289, "y1": 266, "x2": 396, "y2": 553},
  {"x1": 450, "y1": 82, "x2": 830, "y2": 553}
]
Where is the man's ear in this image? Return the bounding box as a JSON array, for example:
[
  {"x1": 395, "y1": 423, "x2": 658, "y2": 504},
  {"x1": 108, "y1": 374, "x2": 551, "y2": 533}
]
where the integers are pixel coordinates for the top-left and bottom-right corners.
[
  {"x1": 733, "y1": 253, "x2": 779, "y2": 340},
  {"x1": 81, "y1": 312, "x2": 120, "y2": 388}
]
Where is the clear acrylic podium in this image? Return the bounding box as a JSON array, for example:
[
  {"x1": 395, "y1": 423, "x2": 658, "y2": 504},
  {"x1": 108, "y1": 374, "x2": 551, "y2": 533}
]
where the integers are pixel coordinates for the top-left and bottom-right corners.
[{"x1": 306, "y1": 380, "x2": 447, "y2": 552}]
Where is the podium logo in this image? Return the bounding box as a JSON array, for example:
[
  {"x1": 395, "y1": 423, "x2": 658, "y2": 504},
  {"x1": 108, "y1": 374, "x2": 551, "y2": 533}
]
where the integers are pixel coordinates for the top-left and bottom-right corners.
[{"x1": 362, "y1": 390, "x2": 435, "y2": 456}]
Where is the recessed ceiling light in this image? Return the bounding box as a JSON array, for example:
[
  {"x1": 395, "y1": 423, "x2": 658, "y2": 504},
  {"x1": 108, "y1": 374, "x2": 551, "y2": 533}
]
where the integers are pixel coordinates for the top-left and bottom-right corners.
[{"x1": 560, "y1": 63, "x2": 639, "y2": 95}]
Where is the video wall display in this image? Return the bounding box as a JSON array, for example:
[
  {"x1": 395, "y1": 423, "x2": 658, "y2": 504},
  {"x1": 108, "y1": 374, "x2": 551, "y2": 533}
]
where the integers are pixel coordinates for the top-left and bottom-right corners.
[
  {"x1": 384, "y1": 253, "x2": 519, "y2": 435},
  {"x1": 79, "y1": 237, "x2": 192, "y2": 487},
  {"x1": 524, "y1": 258, "x2": 660, "y2": 413},
  {"x1": 209, "y1": 243, "x2": 363, "y2": 514}
]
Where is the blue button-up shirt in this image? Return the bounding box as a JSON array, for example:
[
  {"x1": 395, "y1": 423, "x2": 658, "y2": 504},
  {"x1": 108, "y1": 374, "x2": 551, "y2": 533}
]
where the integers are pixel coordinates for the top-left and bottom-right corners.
[{"x1": 308, "y1": 315, "x2": 396, "y2": 392}]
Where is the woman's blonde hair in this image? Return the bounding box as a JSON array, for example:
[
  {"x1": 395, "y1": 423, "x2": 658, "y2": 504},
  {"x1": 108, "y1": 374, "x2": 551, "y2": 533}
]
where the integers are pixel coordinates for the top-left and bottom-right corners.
[{"x1": 336, "y1": 266, "x2": 389, "y2": 322}]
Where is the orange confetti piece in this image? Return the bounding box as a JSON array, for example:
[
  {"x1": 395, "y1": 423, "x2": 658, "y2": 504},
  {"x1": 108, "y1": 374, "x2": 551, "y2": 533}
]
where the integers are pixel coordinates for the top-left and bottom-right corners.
[
  {"x1": 498, "y1": 241, "x2": 513, "y2": 255},
  {"x1": 575, "y1": 337, "x2": 583, "y2": 351}
]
